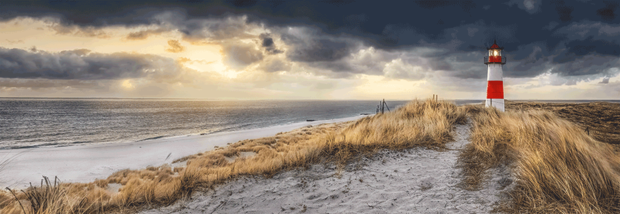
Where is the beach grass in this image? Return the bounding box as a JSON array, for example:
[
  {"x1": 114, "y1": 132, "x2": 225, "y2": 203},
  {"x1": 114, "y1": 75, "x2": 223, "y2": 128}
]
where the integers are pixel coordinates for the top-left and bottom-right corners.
[
  {"x1": 460, "y1": 104, "x2": 620, "y2": 213},
  {"x1": 507, "y1": 101, "x2": 620, "y2": 146},
  {"x1": 0, "y1": 99, "x2": 466, "y2": 213}
]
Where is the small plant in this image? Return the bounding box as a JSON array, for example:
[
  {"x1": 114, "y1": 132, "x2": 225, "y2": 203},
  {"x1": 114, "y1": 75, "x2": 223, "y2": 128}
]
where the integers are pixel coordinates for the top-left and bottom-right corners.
[{"x1": 5, "y1": 176, "x2": 80, "y2": 214}]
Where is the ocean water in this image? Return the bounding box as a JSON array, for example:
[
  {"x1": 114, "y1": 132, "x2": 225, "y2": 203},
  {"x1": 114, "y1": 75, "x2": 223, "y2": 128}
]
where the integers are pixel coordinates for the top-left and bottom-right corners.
[
  {"x1": 0, "y1": 98, "x2": 417, "y2": 150},
  {"x1": 2, "y1": 98, "x2": 616, "y2": 150}
]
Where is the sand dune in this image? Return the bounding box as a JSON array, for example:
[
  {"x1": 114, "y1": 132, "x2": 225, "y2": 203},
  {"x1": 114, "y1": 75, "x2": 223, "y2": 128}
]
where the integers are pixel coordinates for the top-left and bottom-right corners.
[{"x1": 142, "y1": 123, "x2": 514, "y2": 213}]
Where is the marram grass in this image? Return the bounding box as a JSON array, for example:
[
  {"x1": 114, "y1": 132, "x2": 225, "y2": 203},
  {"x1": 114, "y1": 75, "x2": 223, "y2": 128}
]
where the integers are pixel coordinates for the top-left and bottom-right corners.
[{"x1": 461, "y1": 105, "x2": 620, "y2": 213}]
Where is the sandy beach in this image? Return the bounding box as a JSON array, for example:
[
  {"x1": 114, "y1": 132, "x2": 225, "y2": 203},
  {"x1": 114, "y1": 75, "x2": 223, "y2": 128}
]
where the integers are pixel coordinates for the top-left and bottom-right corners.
[{"x1": 0, "y1": 115, "x2": 366, "y2": 189}]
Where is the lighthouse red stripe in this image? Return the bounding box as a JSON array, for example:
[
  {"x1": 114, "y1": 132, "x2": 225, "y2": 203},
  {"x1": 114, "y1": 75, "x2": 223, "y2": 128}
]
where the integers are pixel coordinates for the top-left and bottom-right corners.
[
  {"x1": 489, "y1": 56, "x2": 502, "y2": 63},
  {"x1": 486, "y1": 81, "x2": 504, "y2": 99}
]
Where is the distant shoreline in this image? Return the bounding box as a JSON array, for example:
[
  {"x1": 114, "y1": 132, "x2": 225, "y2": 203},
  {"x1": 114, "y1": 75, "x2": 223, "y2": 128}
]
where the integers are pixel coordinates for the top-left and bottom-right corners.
[{"x1": 0, "y1": 115, "x2": 373, "y2": 151}]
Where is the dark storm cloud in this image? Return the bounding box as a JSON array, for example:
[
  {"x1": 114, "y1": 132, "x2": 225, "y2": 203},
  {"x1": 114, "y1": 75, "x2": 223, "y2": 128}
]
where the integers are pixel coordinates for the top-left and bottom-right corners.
[
  {"x1": 285, "y1": 38, "x2": 357, "y2": 63},
  {"x1": 0, "y1": 47, "x2": 185, "y2": 80},
  {"x1": 501, "y1": 43, "x2": 553, "y2": 78},
  {"x1": 507, "y1": 0, "x2": 542, "y2": 14},
  {"x1": 553, "y1": 0, "x2": 574, "y2": 22},
  {"x1": 1, "y1": 0, "x2": 620, "y2": 81},
  {"x1": 51, "y1": 23, "x2": 109, "y2": 38},
  {"x1": 177, "y1": 15, "x2": 257, "y2": 43},
  {"x1": 597, "y1": 2, "x2": 618, "y2": 21},
  {"x1": 552, "y1": 54, "x2": 619, "y2": 76},
  {"x1": 278, "y1": 26, "x2": 361, "y2": 64},
  {"x1": 414, "y1": 0, "x2": 475, "y2": 11},
  {"x1": 259, "y1": 33, "x2": 282, "y2": 55}
]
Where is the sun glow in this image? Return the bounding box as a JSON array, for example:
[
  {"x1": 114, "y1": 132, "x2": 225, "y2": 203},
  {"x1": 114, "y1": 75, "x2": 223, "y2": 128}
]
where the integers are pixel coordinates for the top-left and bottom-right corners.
[{"x1": 121, "y1": 79, "x2": 135, "y2": 90}]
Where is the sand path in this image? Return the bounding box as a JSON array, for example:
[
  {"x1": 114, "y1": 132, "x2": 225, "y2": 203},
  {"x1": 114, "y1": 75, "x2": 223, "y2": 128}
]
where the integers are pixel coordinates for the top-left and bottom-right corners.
[{"x1": 142, "y1": 123, "x2": 513, "y2": 213}]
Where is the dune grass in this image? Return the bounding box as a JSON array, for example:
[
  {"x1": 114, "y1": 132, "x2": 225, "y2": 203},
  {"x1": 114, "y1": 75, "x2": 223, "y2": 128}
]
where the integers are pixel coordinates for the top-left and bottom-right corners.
[
  {"x1": 0, "y1": 99, "x2": 466, "y2": 214},
  {"x1": 507, "y1": 101, "x2": 620, "y2": 146},
  {"x1": 460, "y1": 104, "x2": 620, "y2": 213}
]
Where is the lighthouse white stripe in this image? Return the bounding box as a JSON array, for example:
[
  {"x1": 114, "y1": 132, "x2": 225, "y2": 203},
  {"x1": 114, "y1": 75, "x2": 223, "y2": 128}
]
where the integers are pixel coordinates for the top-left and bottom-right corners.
[
  {"x1": 485, "y1": 98, "x2": 505, "y2": 112},
  {"x1": 487, "y1": 64, "x2": 503, "y2": 81}
]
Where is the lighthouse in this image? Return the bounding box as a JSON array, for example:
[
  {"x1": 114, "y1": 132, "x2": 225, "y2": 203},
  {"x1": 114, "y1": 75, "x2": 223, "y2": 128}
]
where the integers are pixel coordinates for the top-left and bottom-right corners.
[{"x1": 484, "y1": 40, "x2": 506, "y2": 112}]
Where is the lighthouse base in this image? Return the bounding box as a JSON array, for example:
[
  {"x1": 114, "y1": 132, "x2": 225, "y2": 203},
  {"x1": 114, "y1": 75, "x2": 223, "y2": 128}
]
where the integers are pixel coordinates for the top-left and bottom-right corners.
[{"x1": 485, "y1": 99, "x2": 505, "y2": 112}]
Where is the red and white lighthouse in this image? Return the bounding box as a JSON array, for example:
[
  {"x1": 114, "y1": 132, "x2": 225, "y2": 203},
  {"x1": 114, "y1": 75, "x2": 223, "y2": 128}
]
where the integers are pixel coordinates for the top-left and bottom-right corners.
[{"x1": 484, "y1": 40, "x2": 506, "y2": 112}]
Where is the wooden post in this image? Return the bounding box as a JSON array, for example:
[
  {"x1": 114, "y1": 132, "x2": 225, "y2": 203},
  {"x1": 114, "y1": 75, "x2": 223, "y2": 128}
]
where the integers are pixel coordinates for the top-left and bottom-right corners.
[{"x1": 382, "y1": 99, "x2": 385, "y2": 114}]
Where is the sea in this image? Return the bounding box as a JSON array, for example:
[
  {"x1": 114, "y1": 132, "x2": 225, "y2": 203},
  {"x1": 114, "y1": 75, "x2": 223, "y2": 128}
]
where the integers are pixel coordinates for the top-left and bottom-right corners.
[{"x1": 1, "y1": 98, "x2": 617, "y2": 150}]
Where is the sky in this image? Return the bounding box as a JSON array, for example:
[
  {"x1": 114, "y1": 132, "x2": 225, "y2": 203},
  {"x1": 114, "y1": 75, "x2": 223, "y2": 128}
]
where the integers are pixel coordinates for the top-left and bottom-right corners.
[{"x1": 0, "y1": 0, "x2": 619, "y2": 100}]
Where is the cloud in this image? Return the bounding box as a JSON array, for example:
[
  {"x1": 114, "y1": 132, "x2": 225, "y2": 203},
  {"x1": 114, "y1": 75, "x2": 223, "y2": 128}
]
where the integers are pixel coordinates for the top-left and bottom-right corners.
[
  {"x1": 177, "y1": 57, "x2": 214, "y2": 65},
  {"x1": 165, "y1": 40, "x2": 185, "y2": 53},
  {"x1": 287, "y1": 46, "x2": 399, "y2": 78},
  {"x1": 507, "y1": 0, "x2": 542, "y2": 14},
  {"x1": 50, "y1": 22, "x2": 109, "y2": 38},
  {"x1": 551, "y1": 52, "x2": 620, "y2": 76},
  {"x1": 600, "y1": 77, "x2": 610, "y2": 84},
  {"x1": 280, "y1": 26, "x2": 360, "y2": 62},
  {"x1": 5, "y1": 39, "x2": 24, "y2": 44},
  {"x1": 0, "y1": 78, "x2": 107, "y2": 90},
  {"x1": 2, "y1": 1, "x2": 620, "y2": 99},
  {"x1": 259, "y1": 33, "x2": 282, "y2": 55},
  {"x1": 257, "y1": 57, "x2": 291, "y2": 73},
  {"x1": 553, "y1": 21, "x2": 620, "y2": 43},
  {"x1": 554, "y1": 0, "x2": 574, "y2": 22},
  {"x1": 414, "y1": 0, "x2": 475, "y2": 11},
  {"x1": 0, "y1": 47, "x2": 192, "y2": 82},
  {"x1": 597, "y1": 2, "x2": 618, "y2": 21},
  {"x1": 175, "y1": 15, "x2": 260, "y2": 44},
  {"x1": 126, "y1": 29, "x2": 167, "y2": 40},
  {"x1": 221, "y1": 42, "x2": 263, "y2": 70},
  {"x1": 383, "y1": 58, "x2": 428, "y2": 80}
]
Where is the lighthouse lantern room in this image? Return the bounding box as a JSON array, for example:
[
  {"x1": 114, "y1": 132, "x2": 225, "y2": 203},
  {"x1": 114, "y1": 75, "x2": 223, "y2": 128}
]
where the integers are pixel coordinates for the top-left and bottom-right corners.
[{"x1": 484, "y1": 40, "x2": 506, "y2": 112}]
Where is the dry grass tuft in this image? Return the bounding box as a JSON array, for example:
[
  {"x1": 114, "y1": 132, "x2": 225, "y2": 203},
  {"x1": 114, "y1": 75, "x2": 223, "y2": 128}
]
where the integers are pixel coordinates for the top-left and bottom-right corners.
[
  {"x1": 0, "y1": 99, "x2": 465, "y2": 214},
  {"x1": 462, "y1": 104, "x2": 620, "y2": 213},
  {"x1": 318, "y1": 99, "x2": 467, "y2": 165}
]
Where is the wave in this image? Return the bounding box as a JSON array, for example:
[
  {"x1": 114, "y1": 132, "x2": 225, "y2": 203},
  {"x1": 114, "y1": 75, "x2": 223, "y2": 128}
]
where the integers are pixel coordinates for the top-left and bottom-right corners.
[
  {"x1": 200, "y1": 123, "x2": 256, "y2": 135},
  {"x1": 137, "y1": 136, "x2": 167, "y2": 142},
  {"x1": 0, "y1": 142, "x2": 64, "y2": 150}
]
